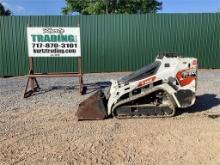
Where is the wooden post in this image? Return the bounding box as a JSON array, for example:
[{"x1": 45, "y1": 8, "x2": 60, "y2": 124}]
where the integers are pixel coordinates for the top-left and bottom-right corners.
[
  {"x1": 24, "y1": 24, "x2": 40, "y2": 98},
  {"x1": 77, "y1": 23, "x2": 84, "y2": 94},
  {"x1": 28, "y1": 24, "x2": 34, "y2": 92},
  {"x1": 78, "y1": 57, "x2": 83, "y2": 94},
  {"x1": 29, "y1": 57, "x2": 34, "y2": 91}
]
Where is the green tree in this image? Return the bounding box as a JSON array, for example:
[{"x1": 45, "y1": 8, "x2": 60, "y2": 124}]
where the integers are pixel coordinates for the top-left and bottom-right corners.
[
  {"x1": 62, "y1": 0, "x2": 162, "y2": 15},
  {"x1": 0, "y1": 3, "x2": 11, "y2": 16}
]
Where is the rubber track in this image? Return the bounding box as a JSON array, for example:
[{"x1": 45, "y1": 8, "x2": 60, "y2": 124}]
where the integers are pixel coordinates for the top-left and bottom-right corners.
[{"x1": 113, "y1": 91, "x2": 176, "y2": 118}]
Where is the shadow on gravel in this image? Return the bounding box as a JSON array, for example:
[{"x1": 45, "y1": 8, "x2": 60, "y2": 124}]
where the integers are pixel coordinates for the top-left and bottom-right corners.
[
  {"x1": 29, "y1": 86, "x2": 76, "y2": 96},
  {"x1": 84, "y1": 81, "x2": 112, "y2": 94},
  {"x1": 23, "y1": 82, "x2": 112, "y2": 97},
  {"x1": 177, "y1": 94, "x2": 220, "y2": 115}
]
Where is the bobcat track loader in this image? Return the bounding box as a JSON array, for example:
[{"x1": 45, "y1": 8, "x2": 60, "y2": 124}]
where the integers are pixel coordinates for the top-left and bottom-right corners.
[{"x1": 77, "y1": 53, "x2": 198, "y2": 120}]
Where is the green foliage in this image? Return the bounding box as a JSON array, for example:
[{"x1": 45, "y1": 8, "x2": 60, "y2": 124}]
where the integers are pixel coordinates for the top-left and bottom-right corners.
[
  {"x1": 0, "y1": 3, "x2": 11, "y2": 16},
  {"x1": 62, "y1": 0, "x2": 162, "y2": 15}
]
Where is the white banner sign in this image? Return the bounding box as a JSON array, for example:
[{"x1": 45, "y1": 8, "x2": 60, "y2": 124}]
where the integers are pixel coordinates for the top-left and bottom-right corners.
[{"x1": 27, "y1": 27, "x2": 81, "y2": 57}]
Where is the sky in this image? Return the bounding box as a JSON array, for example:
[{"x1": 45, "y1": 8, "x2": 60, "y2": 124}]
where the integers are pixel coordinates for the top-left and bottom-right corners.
[{"x1": 1, "y1": 0, "x2": 220, "y2": 15}]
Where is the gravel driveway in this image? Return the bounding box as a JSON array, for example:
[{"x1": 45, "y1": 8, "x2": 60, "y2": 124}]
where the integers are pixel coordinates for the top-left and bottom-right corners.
[{"x1": 0, "y1": 70, "x2": 220, "y2": 164}]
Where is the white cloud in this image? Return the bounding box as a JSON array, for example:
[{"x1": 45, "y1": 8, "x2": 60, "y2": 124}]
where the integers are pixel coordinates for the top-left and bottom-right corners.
[
  {"x1": 1, "y1": 1, "x2": 11, "y2": 9},
  {"x1": 1, "y1": 1, "x2": 26, "y2": 15},
  {"x1": 15, "y1": 5, "x2": 26, "y2": 14}
]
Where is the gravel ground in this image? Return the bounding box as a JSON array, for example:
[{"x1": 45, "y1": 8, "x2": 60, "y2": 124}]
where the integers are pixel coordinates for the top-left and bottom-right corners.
[{"x1": 0, "y1": 70, "x2": 220, "y2": 164}]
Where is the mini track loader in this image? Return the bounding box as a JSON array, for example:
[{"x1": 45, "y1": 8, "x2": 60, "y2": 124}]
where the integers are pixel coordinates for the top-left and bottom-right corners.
[{"x1": 77, "y1": 53, "x2": 198, "y2": 120}]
